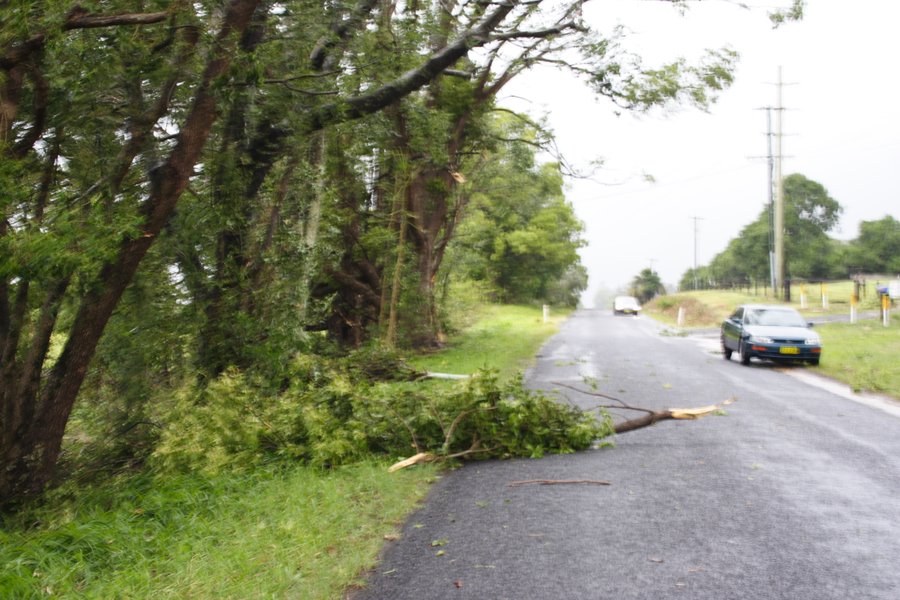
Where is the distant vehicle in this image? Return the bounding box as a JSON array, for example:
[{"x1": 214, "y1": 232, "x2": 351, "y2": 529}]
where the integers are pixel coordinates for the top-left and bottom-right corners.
[
  {"x1": 721, "y1": 304, "x2": 821, "y2": 366},
  {"x1": 613, "y1": 296, "x2": 642, "y2": 316}
]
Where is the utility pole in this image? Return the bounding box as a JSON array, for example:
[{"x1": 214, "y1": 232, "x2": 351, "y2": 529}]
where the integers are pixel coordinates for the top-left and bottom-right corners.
[
  {"x1": 691, "y1": 216, "x2": 704, "y2": 290},
  {"x1": 765, "y1": 107, "x2": 776, "y2": 293},
  {"x1": 773, "y1": 66, "x2": 785, "y2": 299}
]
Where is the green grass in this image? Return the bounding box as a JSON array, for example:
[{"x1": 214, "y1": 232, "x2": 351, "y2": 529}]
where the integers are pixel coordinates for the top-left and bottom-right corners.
[
  {"x1": 646, "y1": 282, "x2": 890, "y2": 329},
  {"x1": 1, "y1": 303, "x2": 571, "y2": 599},
  {"x1": 813, "y1": 316, "x2": 900, "y2": 397},
  {"x1": 1, "y1": 462, "x2": 436, "y2": 599},
  {"x1": 411, "y1": 304, "x2": 571, "y2": 378}
]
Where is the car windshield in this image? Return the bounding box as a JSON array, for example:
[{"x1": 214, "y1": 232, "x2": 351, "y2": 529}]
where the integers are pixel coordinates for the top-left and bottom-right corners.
[{"x1": 744, "y1": 308, "x2": 807, "y2": 327}]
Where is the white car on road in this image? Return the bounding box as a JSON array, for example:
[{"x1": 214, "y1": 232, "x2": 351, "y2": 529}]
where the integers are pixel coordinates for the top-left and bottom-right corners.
[{"x1": 613, "y1": 296, "x2": 642, "y2": 316}]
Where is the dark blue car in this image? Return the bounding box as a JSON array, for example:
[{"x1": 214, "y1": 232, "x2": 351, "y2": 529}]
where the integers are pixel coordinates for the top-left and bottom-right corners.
[{"x1": 721, "y1": 304, "x2": 822, "y2": 366}]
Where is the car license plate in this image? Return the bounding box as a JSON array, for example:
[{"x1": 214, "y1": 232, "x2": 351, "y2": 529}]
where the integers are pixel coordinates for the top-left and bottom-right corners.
[{"x1": 779, "y1": 347, "x2": 800, "y2": 355}]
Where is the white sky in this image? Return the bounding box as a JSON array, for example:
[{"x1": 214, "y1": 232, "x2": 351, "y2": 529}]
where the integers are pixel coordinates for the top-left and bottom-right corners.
[{"x1": 501, "y1": 0, "x2": 900, "y2": 307}]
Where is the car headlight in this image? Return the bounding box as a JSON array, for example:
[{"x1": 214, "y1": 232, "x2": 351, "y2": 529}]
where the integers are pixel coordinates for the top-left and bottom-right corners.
[
  {"x1": 805, "y1": 338, "x2": 820, "y2": 345},
  {"x1": 749, "y1": 335, "x2": 773, "y2": 344}
]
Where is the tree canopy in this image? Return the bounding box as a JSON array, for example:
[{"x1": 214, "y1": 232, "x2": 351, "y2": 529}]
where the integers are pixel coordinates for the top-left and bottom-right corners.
[
  {"x1": 631, "y1": 268, "x2": 664, "y2": 303},
  {"x1": 846, "y1": 216, "x2": 900, "y2": 275},
  {"x1": 689, "y1": 173, "x2": 845, "y2": 289}
]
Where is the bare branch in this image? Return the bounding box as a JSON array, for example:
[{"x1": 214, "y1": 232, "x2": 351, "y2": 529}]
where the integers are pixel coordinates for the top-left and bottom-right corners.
[
  {"x1": 488, "y1": 21, "x2": 583, "y2": 42},
  {"x1": 309, "y1": 0, "x2": 380, "y2": 72},
  {"x1": 508, "y1": 479, "x2": 612, "y2": 487},
  {"x1": 305, "y1": 0, "x2": 518, "y2": 132},
  {"x1": 551, "y1": 381, "x2": 649, "y2": 411},
  {"x1": 2, "y1": 11, "x2": 169, "y2": 69},
  {"x1": 64, "y1": 11, "x2": 170, "y2": 30}
]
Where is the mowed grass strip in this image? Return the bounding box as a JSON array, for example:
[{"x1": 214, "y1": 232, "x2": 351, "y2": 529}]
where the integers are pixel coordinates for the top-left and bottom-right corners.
[
  {"x1": 646, "y1": 284, "x2": 892, "y2": 329},
  {"x1": 814, "y1": 316, "x2": 900, "y2": 397},
  {"x1": 411, "y1": 304, "x2": 572, "y2": 378}
]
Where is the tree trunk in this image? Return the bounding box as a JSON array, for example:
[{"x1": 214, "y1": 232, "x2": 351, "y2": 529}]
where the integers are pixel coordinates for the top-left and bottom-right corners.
[
  {"x1": 0, "y1": 0, "x2": 263, "y2": 508},
  {"x1": 385, "y1": 190, "x2": 410, "y2": 348},
  {"x1": 405, "y1": 166, "x2": 466, "y2": 347},
  {"x1": 297, "y1": 131, "x2": 326, "y2": 322}
]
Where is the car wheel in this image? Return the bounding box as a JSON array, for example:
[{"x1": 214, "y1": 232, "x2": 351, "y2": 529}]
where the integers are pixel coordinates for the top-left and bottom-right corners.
[
  {"x1": 739, "y1": 340, "x2": 751, "y2": 365},
  {"x1": 809, "y1": 357, "x2": 820, "y2": 366}
]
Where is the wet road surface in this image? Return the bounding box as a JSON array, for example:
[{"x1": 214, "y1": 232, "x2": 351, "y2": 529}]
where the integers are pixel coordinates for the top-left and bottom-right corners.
[{"x1": 353, "y1": 309, "x2": 900, "y2": 599}]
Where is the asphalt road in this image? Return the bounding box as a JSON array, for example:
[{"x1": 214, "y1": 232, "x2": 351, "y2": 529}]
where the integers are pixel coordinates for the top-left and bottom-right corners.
[{"x1": 353, "y1": 309, "x2": 900, "y2": 600}]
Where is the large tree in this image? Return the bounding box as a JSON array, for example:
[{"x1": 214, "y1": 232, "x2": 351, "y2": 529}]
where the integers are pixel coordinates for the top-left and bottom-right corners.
[
  {"x1": 0, "y1": 0, "x2": 593, "y2": 506},
  {"x1": 846, "y1": 216, "x2": 900, "y2": 275},
  {"x1": 698, "y1": 173, "x2": 843, "y2": 287},
  {"x1": 447, "y1": 120, "x2": 587, "y2": 306},
  {"x1": 312, "y1": 1, "x2": 739, "y2": 347},
  {"x1": 631, "y1": 268, "x2": 664, "y2": 303}
]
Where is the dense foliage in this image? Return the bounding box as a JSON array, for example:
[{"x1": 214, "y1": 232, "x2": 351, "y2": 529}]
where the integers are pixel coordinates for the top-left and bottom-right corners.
[
  {"x1": 845, "y1": 216, "x2": 900, "y2": 275},
  {"x1": 150, "y1": 353, "x2": 612, "y2": 473},
  {"x1": 2, "y1": 0, "x2": 742, "y2": 506},
  {"x1": 447, "y1": 120, "x2": 587, "y2": 307}
]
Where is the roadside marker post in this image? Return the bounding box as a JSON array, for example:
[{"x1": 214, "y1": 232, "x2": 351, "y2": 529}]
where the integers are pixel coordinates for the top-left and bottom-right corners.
[
  {"x1": 800, "y1": 284, "x2": 808, "y2": 309},
  {"x1": 821, "y1": 282, "x2": 829, "y2": 310},
  {"x1": 543, "y1": 304, "x2": 549, "y2": 324},
  {"x1": 883, "y1": 295, "x2": 891, "y2": 328},
  {"x1": 850, "y1": 294, "x2": 858, "y2": 324}
]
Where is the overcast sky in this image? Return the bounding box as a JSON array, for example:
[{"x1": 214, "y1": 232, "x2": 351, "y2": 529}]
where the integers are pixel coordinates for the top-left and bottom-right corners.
[{"x1": 502, "y1": 0, "x2": 900, "y2": 307}]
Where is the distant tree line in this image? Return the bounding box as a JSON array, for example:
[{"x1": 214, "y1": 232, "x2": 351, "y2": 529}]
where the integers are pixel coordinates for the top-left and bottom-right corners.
[{"x1": 679, "y1": 174, "x2": 900, "y2": 291}]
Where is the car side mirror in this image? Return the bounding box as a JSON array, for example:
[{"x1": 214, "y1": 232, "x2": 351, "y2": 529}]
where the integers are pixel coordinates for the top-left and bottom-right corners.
[{"x1": 807, "y1": 322, "x2": 814, "y2": 328}]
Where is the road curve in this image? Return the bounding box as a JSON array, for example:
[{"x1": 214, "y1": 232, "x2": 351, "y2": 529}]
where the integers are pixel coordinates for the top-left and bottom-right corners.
[{"x1": 353, "y1": 309, "x2": 900, "y2": 600}]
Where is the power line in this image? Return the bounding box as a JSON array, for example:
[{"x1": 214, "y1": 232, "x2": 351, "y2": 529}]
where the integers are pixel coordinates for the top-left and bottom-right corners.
[{"x1": 580, "y1": 164, "x2": 756, "y2": 202}]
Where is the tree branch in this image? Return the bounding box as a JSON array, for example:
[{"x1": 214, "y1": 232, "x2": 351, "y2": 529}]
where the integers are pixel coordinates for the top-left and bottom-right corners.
[
  {"x1": 550, "y1": 382, "x2": 736, "y2": 434},
  {"x1": 488, "y1": 21, "x2": 582, "y2": 42},
  {"x1": 508, "y1": 479, "x2": 611, "y2": 487},
  {"x1": 2, "y1": 11, "x2": 170, "y2": 69},
  {"x1": 304, "y1": 0, "x2": 517, "y2": 132},
  {"x1": 309, "y1": 0, "x2": 380, "y2": 72},
  {"x1": 64, "y1": 11, "x2": 170, "y2": 30}
]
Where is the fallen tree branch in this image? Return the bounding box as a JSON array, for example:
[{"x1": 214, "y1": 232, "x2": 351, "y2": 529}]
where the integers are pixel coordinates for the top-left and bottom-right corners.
[
  {"x1": 388, "y1": 442, "x2": 496, "y2": 473},
  {"x1": 388, "y1": 452, "x2": 436, "y2": 472},
  {"x1": 551, "y1": 381, "x2": 654, "y2": 413},
  {"x1": 550, "y1": 382, "x2": 736, "y2": 434},
  {"x1": 424, "y1": 372, "x2": 470, "y2": 380},
  {"x1": 508, "y1": 479, "x2": 612, "y2": 487},
  {"x1": 387, "y1": 387, "x2": 736, "y2": 474},
  {"x1": 612, "y1": 398, "x2": 736, "y2": 434}
]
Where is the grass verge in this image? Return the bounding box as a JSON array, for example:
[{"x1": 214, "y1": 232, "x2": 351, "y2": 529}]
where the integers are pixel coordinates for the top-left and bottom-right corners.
[
  {"x1": 1, "y1": 462, "x2": 436, "y2": 599},
  {"x1": 1, "y1": 303, "x2": 571, "y2": 599},
  {"x1": 812, "y1": 316, "x2": 900, "y2": 397},
  {"x1": 411, "y1": 304, "x2": 571, "y2": 378}
]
